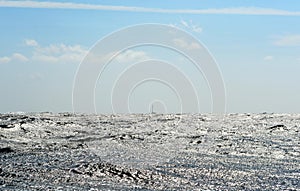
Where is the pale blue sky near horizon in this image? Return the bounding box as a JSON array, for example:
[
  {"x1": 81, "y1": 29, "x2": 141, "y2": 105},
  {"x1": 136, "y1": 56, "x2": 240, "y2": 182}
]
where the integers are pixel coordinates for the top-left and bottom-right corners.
[{"x1": 0, "y1": 0, "x2": 300, "y2": 113}]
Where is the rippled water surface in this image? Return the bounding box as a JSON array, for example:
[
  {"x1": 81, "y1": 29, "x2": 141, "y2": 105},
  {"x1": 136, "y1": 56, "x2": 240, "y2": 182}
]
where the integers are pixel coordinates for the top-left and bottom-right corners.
[{"x1": 0, "y1": 113, "x2": 299, "y2": 190}]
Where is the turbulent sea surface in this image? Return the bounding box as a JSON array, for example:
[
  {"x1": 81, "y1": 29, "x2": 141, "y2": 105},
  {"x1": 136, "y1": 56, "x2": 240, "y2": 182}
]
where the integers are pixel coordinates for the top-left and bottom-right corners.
[{"x1": 0, "y1": 113, "x2": 299, "y2": 190}]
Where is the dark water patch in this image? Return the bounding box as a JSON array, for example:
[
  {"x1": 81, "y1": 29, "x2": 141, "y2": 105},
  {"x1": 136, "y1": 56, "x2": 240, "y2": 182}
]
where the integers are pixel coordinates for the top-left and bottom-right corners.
[{"x1": 0, "y1": 147, "x2": 14, "y2": 154}]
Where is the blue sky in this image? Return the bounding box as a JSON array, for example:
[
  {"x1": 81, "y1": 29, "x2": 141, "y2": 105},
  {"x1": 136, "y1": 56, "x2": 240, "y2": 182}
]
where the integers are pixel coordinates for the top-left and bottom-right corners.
[{"x1": 0, "y1": 0, "x2": 300, "y2": 113}]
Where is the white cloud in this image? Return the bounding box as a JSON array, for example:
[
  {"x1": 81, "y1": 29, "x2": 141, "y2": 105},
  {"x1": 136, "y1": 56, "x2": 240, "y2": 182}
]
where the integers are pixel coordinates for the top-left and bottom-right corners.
[
  {"x1": 264, "y1": 56, "x2": 273, "y2": 61},
  {"x1": 191, "y1": 25, "x2": 203, "y2": 33},
  {"x1": 0, "y1": 1, "x2": 300, "y2": 16},
  {"x1": 273, "y1": 35, "x2": 300, "y2": 46},
  {"x1": 32, "y1": 43, "x2": 88, "y2": 64},
  {"x1": 180, "y1": 20, "x2": 189, "y2": 28},
  {"x1": 0, "y1": 56, "x2": 11, "y2": 64},
  {"x1": 179, "y1": 19, "x2": 202, "y2": 33},
  {"x1": 83, "y1": 50, "x2": 149, "y2": 66},
  {"x1": 0, "y1": 53, "x2": 28, "y2": 64},
  {"x1": 1, "y1": 39, "x2": 88, "y2": 64},
  {"x1": 12, "y1": 53, "x2": 29, "y2": 62},
  {"x1": 32, "y1": 54, "x2": 58, "y2": 63},
  {"x1": 115, "y1": 50, "x2": 149, "y2": 63},
  {"x1": 173, "y1": 38, "x2": 201, "y2": 50},
  {"x1": 25, "y1": 39, "x2": 38, "y2": 47}
]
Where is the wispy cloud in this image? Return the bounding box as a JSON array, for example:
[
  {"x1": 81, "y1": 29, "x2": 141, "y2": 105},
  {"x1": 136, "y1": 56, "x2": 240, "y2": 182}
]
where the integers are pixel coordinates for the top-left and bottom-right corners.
[
  {"x1": 0, "y1": 56, "x2": 10, "y2": 64},
  {"x1": 24, "y1": 39, "x2": 39, "y2": 47},
  {"x1": 1, "y1": 39, "x2": 88, "y2": 64},
  {"x1": 1, "y1": 1, "x2": 300, "y2": 16},
  {"x1": 0, "y1": 53, "x2": 28, "y2": 64},
  {"x1": 263, "y1": 55, "x2": 273, "y2": 61},
  {"x1": 31, "y1": 42, "x2": 88, "y2": 64},
  {"x1": 273, "y1": 35, "x2": 300, "y2": 46},
  {"x1": 116, "y1": 50, "x2": 149, "y2": 63},
  {"x1": 13, "y1": 53, "x2": 29, "y2": 62},
  {"x1": 179, "y1": 19, "x2": 202, "y2": 33},
  {"x1": 173, "y1": 38, "x2": 201, "y2": 50}
]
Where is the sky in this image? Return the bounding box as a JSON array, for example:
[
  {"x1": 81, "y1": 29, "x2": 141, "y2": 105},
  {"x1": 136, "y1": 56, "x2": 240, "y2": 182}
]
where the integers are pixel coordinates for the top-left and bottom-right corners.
[{"x1": 0, "y1": 0, "x2": 300, "y2": 114}]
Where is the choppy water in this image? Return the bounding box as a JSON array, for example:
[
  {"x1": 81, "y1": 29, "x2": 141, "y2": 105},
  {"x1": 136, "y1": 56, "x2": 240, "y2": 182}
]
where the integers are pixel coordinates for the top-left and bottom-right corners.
[{"x1": 0, "y1": 113, "x2": 299, "y2": 190}]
